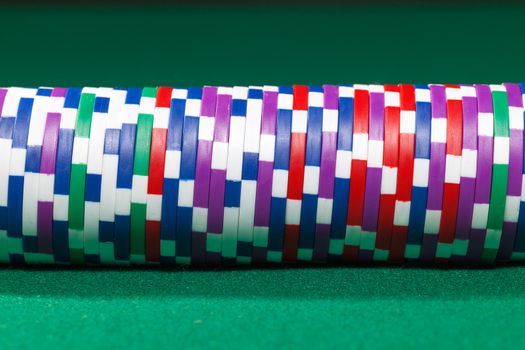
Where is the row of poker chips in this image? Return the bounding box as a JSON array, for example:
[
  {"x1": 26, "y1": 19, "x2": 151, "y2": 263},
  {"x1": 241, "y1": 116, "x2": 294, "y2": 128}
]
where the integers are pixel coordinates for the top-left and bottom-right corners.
[{"x1": 0, "y1": 84, "x2": 524, "y2": 265}]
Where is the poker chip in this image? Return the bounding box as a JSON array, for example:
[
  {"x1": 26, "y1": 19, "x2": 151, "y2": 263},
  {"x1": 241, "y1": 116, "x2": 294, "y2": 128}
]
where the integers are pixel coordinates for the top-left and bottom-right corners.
[
  {"x1": 482, "y1": 85, "x2": 510, "y2": 263},
  {"x1": 297, "y1": 86, "x2": 323, "y2": 261},
  {"x1": 467, "y1": 84, "x2": 494, "y2": 261},
  {"x1": 390, "y1": 84, "x2": 416, "y2": 261},
  {"x1": 283, "y1": 85, "x2": 308, "y2": 262},
  {"x1": 145, "y1": 86, "x2": 172, "y2": 263},
  {"x1": 0, "y1": 83, "x2": 523, "y2": 266},
  {"x1": 343, "y1": 84, "x2": 368, "y2": 261},
  {"x1": 98, "y1": 88, "x2": 127, "y2": 264},
  {"x1": 513, "y1": 83, "x2": 525, "y2": 261},
  {"x1": 267, "y1": 86, "x2": 293, "y2": 263},
  {"x1": 159, "y1": 88, "x2": 186, "y2": 264},
  {"x1": 497, "y1": 83, "x2": 523, "y2": 261},
  {"x1": 68, "y1": 87, "x2": 97, "y2": 264},
  {"x1": 435, "y1": 85, "x2": 463, "y2": 261},
  {"x1": 327, "y1": 85, "x2": 353, "y2": 261},
  {"x1": 405, "y1": 85, "x2": 431, "y2": 260},
  {"x1": 360, "y1": 85, "x2": 385, "y2": 261},
  {"x1": 37, "y1": 88, "x2": 67, "y2": 264},
  {"x1": 374, "y1": 84, "x2": 400, "y2": 261},
  {"x1": 221, "y1": 87, "x2": 248, "y2": 263},
  {"x1": 420, "y1": 84, "x2": 447, "y2": 262},
  {"x1": 192, "y1": 86, "x2": 217, "y2": 265},
  {"x1": 175, "y1": 87, "x2": 202, "y2": 265},
  {"x1": 113, "y1": 88, "x2": 141, "y2": 263},
  {"x1": 130, "y1": 87, "x2": 156, "y2": 264},
  {"x1": 252, "y1": 86, "x2": 278, "y2": 264},
  {"x1": 237, "y1": 86, "x2": 263, "y2": 264},
  {"x1": 8, "y1": 88, "x2": 39, "y2": 264},
  {"x1": 450, "y1": 85, "x2": 478, "y2": 261},
  {"x1": 53, "y1": 88, "x2": 82, "y2": 263},
  {"x1": 313, "y1": 85, "x2": 338, "y2": 262},
  {"x1": 207, "y1": 87, "x2": 232, "y2": 265}
]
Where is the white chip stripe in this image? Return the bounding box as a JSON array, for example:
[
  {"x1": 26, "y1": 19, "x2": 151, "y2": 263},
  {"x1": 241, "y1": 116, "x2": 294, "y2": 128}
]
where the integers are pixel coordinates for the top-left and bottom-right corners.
[
  {"x1": 504, "y1": 196, "x2": 520, "y2": 222},
  {"x1": 258, "y1": 134, "x2": 276, "y2": 162},
  {"x1": 272, "y1": 169, "x2": 289, "y2": 198},
  {"x1": 164, "y1": 150, "x2": 181, "y2": 179},
  {"x1": 146, "y1": 194, "x2": 163, "y2": 220},
  {"x1": 99, "y1": 154, "x2": 119, "y2": 222},
  {"x1": 393, "y1": 201, "x2": 411, "y2": 226},
  {"x1": 338, "y1": 86, "x2": 354, "y2": 98},
  {"x1": 153, "y1": 106, "x2": 170, "y2": 129},
  {"x1": 53, "y1": 194, "x2": 69, "y2": 221},
  {"x1": 316, "y1": 198, "x2": 333, "y2": 224},
  {"x1": 509, "y1": 106, "x2": 524, "y2": 130},
  {"x1": 415, "y1": 88, "x2": 431, "y2": 102},
  {"x1": 385, "y1": 91, "x2": 400, "y2": 107},
  {"x1": 308, "y1": 91, "x2": 323, "y2": 107},
  {"x1": 444, "y1": 155, "x2": 461, "y2": 184},
  {"x1": 285, "y1": 199, "x2": 302, "y2": 225},
  {"x1": 352, "y1": 133, "x2": 368, "y2": 160},
  {"x1": 225, "y1": 116, "x2": 246, "y2": 181},
  {"x1": 423, "y1": 210, "x2": 441, "y2": 234},
  {"x1": 86, "y1": 104, "x2": 110, "y2": 174},
  {"x1": 139, "y1": 94, "x2": 156, "y2": 114},
  {"x1": 430, "y1": 118, "x2": 447, "y2": 143},
  {"x1": 413, "y1": 158, "x2": 430, "y2": 187},
  {"x1": 367, "y1": 140, "x2": 384, "y2": 168},
  {"x1": 291, "y1": 109, "x2": 307, "y2": 133},
  {"x1": 322, "y1": 109, "x2": 338, "y2": 132},
  {"x1": 460, "y1": 149, "x2": 477, "y2": 178},
  {"x1": 445, "y1": 86, "x2": 462, "y2": 100},
  {"x1": 22, "y1": 172, "x2": 39, "y2": 236},
  {"x1": 9, "y1": 148, "x2": 26, "y2": 176},
  {"x1": 493, "y1": 136, "x2": 510, "y2": 164},
  {"x1": 303, "y1": 166, "x2": 320, "y2": 195},
  {"x1": 489, "y1": 84, "x2": 506, "y2": 92},
  {"x1": 177, "y1": 180, "x2": 194, "y2": 207},
  {"x1": 244, "y1": 92, "x2": 263, "y2": 152},
  {"x1": 37, "y1": 173, "x2": 55, "y2": 202},
  {"x1": 478, "y1": 112, "x2": 494, "y2": 136},
  {"x1": 238, "y1": 180, "x2": 257, "y2": 240},
  {"x1": 131, "y1": 175, "x2": 148, "y2": 204},
  {"x1": 106, "y1": 89, "x2": 127, "y2": 129},
  {"x1": 114, "y1": 189, "x2": 131, "y2": 216},
  {"x1": 471, "y1": 203, "x2": 489, "y2": 229},
  {"x1": 380, "y1": 166, "x2": 398, "y2": 194},
  {"x1": 400, "y1": 110, "x2": 416, "y2": 134},
  {"x1": 27, "y1": 95, "x2": 50, "y2": 147},
  {"x1": 335, "y1": 150, "x2": 352, "y2": 179}
]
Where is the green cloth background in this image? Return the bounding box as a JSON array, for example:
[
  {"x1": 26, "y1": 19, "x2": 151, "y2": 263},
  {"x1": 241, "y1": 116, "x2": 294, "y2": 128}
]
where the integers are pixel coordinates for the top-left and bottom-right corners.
[{"x1": 1, "y1": 4, "x2": 525, "y2": 349}]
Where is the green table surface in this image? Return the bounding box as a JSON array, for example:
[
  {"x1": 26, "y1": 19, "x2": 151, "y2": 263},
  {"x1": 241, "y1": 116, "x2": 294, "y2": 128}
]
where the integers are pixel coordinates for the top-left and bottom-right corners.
[{"x1": 1, "y1": 4, "x2": 525, "y2": 349}]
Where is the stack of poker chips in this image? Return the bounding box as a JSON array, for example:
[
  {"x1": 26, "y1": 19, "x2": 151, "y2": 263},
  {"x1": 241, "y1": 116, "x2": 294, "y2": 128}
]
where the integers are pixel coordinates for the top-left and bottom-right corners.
[{"x1": 0, "y1": 84, "x2": 524, "y2": 266}]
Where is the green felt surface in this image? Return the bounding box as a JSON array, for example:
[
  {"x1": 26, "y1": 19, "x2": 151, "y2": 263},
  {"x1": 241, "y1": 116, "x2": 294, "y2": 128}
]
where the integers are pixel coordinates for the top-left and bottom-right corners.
[{"x1": 1, "y1": 4, "x2": 525, "y2": 349}]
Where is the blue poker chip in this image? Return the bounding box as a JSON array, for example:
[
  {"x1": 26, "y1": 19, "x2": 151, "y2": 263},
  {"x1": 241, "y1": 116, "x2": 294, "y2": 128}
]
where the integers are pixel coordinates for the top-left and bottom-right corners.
[
  {"x1": 8, "y1": 96, "x2": 35, "y2": 261},
  {"x1": 52, "y1": 87, "x2": 81, "y2": 263},
  {"x1": 267, "y1": 86, "x2": 293, "y2": 262},
  {"x1": 175, "y1": 87, "x2": 202, "y2": 263},
  {"x1": 113, "y1": 88, "x2": 142, "y2": 262},
  {"x1": 298, "y1": 86, "x2": 324, "y2": 261},
  {"x1": 159, "y1": 89, "x2": 186, "y2": 264},
  {"x1": 405, "y1": 85, "x2": 431, "y2": 259}
]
